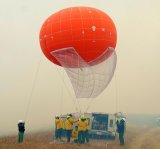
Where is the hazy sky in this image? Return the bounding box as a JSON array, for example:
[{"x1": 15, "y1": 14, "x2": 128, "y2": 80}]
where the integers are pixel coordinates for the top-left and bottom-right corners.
[{"x1": 0, "y1": 0, "x2": 160, "y2": 136}]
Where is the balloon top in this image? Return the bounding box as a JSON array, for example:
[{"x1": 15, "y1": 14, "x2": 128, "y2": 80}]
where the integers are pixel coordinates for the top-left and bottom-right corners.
[{"x1": 39, "y1": 6, "x2": 117, "y2": 67}]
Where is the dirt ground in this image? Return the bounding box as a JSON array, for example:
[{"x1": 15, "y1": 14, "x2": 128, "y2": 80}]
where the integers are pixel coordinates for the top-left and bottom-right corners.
[{"x1": 0, "y1": 125, "x2": 160, "y2": 149}]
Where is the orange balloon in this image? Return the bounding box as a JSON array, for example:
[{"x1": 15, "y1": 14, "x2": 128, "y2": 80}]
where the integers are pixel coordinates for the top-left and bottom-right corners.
[{"x1": 39, "y1": 6, "x2": 117, "y2": 67}]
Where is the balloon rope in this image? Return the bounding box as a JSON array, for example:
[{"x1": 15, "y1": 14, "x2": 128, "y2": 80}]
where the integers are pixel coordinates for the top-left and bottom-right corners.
[
  {"x1": 55, "y1": 66, "x2": 79, "y2": 113},
  {"x1": 85, "y1": 98, "x2": 94, "y2": 113},
  {"x1": 59, "y1": 69, "x2": 64, "y2": 115},
  {"x1": 76, "y1": 55, "x2": 82, "y2": 113},
  {"x1": 114, "y1": 70, "x2": 118, "y2": 113},
  {"x1": 76, "y1": 98, "x2": 82, "y2": 114},
  {"x1": 24, "y1": 57, "x2": 42, "y2": 121}
]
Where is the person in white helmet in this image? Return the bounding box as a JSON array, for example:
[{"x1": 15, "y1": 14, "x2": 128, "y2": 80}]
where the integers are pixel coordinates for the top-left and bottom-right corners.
[
  {"x1": 17, "y1": 120, "x2": 25, "y2": 143},
  {"x1": 117, "y1": 118, "x2": 126, "y2": 145}
]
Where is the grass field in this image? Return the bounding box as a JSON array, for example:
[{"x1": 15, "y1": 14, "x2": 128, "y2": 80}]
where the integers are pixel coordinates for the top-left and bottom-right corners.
[{"x1": 0, "y1": 125, "x2": 160, "y2": 149}]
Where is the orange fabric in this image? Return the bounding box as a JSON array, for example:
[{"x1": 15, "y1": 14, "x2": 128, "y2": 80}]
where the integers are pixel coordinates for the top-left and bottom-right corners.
[{"x1": 40, "y1": 7, "x2": 117, "y2": 67}]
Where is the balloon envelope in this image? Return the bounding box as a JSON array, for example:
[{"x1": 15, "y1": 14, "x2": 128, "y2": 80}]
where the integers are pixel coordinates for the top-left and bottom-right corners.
[
  {"x1": 39, "y1": 7, "x2": 117, "y2": 98},
  {"x1": 39, "y1": 6, "x2": 117, "y2": 67}
]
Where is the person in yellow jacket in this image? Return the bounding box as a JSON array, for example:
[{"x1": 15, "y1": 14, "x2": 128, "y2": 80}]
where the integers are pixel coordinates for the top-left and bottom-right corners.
[
  {"x1": 65, "y1": 114, "x2": 78, "y2": 142},
  {"x1": 72, "y1": 126, "x2": 78, "y2": 143},
  {"x1": 77, "y1": 115, "x2": 87, "y2": 144},
  {"x1": 84, "y1": 118, "x2": 89, "y2": 143},
  {"x1": 55, "y1": 115, "x2": 63, "y2": 140}
]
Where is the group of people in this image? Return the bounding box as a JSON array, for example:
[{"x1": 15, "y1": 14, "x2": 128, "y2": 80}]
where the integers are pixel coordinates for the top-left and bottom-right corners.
[
  {"x1": 55, "y1": 114, "x2": 89, "y2": 144},
  {"x1": 17, "y1": 115, "x2": 126, "y2": 146}
]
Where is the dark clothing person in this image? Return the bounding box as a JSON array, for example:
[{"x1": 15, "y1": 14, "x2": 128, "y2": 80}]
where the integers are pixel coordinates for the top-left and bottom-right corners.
[
  {"x1": 18, "y1": 123, "x2": 25, "y2": 132},
  {"x1": 18, "y1": 121, "x2": 25, "y2": 143},
  {"x1": 117, "y1": 119, "x2": 125, "y2": 145}
]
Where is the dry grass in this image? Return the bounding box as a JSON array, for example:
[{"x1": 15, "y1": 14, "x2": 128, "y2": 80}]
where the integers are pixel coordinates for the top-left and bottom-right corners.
[{"x1": 1, "y1": 125, "x2": 160, "y2": 149}]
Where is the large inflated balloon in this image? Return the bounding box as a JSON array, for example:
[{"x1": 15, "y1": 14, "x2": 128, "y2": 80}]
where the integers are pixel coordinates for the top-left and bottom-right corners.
[
  {"x1": 39, "y1": 6, "x2": 117, "y2": 67},
  {"x1": 39, "y1": 7, "x2": 117, "y2": 98}
]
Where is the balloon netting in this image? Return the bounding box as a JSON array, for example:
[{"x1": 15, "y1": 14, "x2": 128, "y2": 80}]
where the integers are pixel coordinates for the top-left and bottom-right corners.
[{"x1": 51, "y1": 47, "x2": 116, "y2": 98}]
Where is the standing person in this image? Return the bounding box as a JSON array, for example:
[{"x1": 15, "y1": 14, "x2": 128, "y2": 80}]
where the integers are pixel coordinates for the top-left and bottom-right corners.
[
  {"x1": 77, "y1": 115, "x2": 86, "y2": 144},
  {"x1": 17, "y1": 120, "x2": 25, "y2": 143},
  {"x1": 55, "y1": 115, "x2": 63, "y2": 140},
  {"x1": 65, "y1": 114, "x2": 78, "y2": 143},
  {"x1": 72, "y1": 126, "x2": 78, "y2": 143},
  {"x1": 117, "y1": 118, "x2": 126, "y2": 145},
  {"x1": 84, "y1": 118, "x2": 89, "y2": 143}
]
